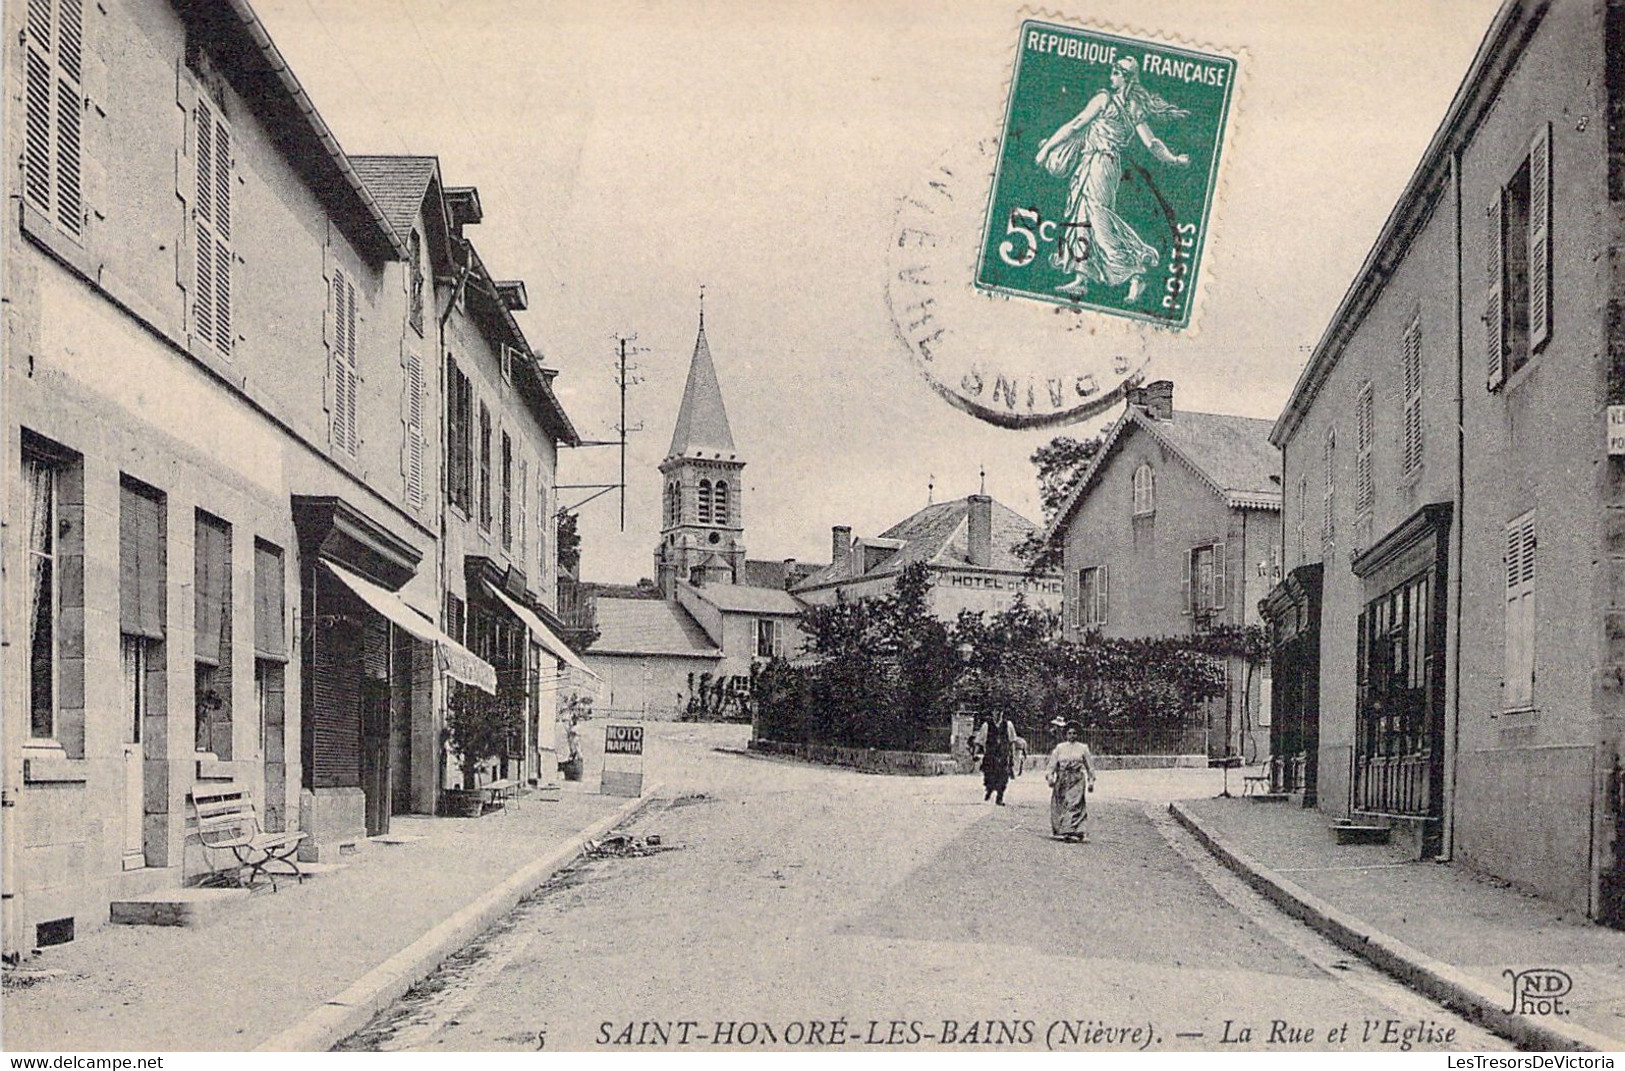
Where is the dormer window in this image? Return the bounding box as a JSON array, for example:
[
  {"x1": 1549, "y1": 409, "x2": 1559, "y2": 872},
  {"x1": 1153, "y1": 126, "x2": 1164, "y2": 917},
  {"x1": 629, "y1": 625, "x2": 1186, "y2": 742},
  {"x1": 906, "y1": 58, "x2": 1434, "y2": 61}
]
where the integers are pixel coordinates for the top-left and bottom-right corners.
[{"x1": 1132, "y1": 464, "x2": 1155, "y2": 516}]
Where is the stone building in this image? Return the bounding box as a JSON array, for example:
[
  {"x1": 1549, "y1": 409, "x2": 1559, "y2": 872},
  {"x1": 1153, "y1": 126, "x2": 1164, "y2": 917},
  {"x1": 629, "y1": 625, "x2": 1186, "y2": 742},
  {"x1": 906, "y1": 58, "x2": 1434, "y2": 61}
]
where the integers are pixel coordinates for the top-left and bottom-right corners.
[
  {"x1": 1263, "y1": 0, "x2": 1625, "y2": 921},
  {"x1": 1045, "y1": 382, "x2": 1281, "y2": 761},
  {"x1": 793, "y1": 495, "x2": 1062, "y2": 621},
  {"x1": 1, "y1": 0, "x2": 583, "y2": 954}
]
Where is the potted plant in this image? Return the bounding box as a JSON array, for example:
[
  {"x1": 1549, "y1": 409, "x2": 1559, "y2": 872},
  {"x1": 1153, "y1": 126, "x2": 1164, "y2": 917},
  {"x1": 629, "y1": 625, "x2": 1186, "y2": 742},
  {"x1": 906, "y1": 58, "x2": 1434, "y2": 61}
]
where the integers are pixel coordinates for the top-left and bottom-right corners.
[{"x1": 441, "y1": 681, "x2": 523, "y2": 816}]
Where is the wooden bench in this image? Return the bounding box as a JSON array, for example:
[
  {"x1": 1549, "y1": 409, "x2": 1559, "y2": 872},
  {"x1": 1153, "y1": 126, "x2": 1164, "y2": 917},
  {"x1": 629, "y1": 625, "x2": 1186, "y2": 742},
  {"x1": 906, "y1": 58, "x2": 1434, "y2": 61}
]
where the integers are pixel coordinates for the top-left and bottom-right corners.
[{"x1": 190, "y1": 784, "x2": 306, "y2": 891}]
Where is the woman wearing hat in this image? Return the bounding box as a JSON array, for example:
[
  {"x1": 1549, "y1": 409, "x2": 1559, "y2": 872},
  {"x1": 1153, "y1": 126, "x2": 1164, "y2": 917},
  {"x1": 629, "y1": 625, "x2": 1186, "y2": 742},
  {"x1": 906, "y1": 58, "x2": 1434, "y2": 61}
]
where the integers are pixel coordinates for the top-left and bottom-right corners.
[{"x1": 1046, "y1": 720, "x2": 1097, "y2": 841}]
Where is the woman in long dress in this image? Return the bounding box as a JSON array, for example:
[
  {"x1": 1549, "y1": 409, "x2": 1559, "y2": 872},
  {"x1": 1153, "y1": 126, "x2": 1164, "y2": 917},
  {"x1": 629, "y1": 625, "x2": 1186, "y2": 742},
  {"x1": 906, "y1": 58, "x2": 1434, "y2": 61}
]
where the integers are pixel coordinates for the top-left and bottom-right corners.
[
  {"x1": 1034, "y1": 55, "x2": 1191, "y2": 302},
  {"x1": 1047, "y1": 722, "x2": 1098, "y2": 841}
]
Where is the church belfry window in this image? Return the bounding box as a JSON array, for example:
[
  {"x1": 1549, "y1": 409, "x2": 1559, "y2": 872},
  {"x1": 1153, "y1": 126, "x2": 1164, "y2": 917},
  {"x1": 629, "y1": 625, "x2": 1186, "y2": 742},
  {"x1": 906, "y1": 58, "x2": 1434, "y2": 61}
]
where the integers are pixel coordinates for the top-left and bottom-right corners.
[
  {"x1": 715, "y1": 481, "x2": 729, "y2": 525},
  {"x1": 698, "y1": 480, "x2": 712, "y2": 524}
]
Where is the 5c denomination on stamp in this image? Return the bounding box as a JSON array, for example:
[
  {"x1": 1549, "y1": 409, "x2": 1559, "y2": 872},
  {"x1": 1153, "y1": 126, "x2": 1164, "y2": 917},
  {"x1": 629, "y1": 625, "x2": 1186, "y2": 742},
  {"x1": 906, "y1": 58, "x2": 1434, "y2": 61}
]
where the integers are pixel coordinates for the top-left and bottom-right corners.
[{"x1": 976, "y1": 20, "x2": 1237, "y2": 328}]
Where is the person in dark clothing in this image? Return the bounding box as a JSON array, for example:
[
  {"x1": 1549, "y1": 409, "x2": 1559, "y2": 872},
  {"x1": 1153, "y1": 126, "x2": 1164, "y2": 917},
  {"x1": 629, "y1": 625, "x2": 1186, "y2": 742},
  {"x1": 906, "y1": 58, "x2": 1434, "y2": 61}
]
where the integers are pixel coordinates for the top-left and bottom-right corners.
[{"x1": 976, "y1": 711, "x2": 1017, "y2": 805}]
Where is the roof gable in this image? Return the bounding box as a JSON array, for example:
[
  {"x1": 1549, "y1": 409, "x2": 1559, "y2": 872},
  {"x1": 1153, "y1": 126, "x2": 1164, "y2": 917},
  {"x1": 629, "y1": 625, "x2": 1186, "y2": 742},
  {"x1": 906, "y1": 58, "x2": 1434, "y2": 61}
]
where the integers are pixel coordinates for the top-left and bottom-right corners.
[{"x1": 795, "y1": 495, "x2": 1044, "y2": 590}]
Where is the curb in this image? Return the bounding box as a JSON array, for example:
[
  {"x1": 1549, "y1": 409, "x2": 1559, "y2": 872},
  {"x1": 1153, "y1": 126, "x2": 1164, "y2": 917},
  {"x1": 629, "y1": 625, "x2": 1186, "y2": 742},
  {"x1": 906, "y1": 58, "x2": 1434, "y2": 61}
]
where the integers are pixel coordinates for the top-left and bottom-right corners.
[
  {"x1": 1168, "y1": 801, "x2": 1621, "y2": 1053},
  {"x1": 256, "y1": 787, "x2": 665, "y2": 1052}
]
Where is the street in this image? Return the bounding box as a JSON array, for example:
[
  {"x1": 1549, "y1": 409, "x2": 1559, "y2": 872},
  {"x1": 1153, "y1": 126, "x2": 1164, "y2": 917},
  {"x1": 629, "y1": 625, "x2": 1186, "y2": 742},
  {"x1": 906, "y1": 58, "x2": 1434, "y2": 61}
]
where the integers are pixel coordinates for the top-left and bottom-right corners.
[{"x1": 336, "y1": 724, "x2": 1508, "y2": 1053}]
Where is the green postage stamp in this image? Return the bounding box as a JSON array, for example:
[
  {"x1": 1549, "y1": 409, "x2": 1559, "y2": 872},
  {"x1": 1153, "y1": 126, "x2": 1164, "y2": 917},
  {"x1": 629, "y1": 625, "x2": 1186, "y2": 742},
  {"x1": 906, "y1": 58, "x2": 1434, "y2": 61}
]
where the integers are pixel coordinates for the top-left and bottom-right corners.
[{"x1": 977, "y1": 22, "x2": 1237, "y2": 328}]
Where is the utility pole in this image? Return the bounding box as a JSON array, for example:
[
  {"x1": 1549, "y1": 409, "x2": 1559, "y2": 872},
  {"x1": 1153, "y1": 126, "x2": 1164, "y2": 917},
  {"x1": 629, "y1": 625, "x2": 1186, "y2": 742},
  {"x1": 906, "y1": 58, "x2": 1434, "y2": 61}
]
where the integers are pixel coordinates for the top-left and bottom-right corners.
[{"x1": 558, "y1": 334, "x2": 643, "y2": 530}]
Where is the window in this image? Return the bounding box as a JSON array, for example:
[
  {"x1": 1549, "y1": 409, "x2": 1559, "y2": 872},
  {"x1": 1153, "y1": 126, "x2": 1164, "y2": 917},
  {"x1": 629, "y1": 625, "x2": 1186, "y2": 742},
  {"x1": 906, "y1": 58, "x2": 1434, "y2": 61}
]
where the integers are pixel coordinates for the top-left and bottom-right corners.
[
  {"x1": 478, "y1": 403, "x2": 492, "y2": 530},
  {"x1": 698, "y1": 480, "x2": 713, "y2": 524},
  {"x1": 1078, "y1": 565, "x2": 1108, "y2": 628},
  {"x1": 408, "y1": 230, "x2": 424, "y2": 336},
  {"x1": 1132, "y1": 464, "x2": 1155, "y2": 515},
  {"x1": 23, "y1": 0, "x2": 85, "y2": 237},
  {"x1": 120, "y1": 478, "x2": 166, "y2": 760},
  {"x1": 1184, "y1": 543, "x2": 1226, "y2": 621},
  {"x1": 1504, "y1": 511, "x2": 1536, "y2": 709},
  {"x1": 403, "y1": 350, "x2": 426, "y2": 508},
  {"x1": 1487, "y1": 123, "x2": 1552, "y2": 389},
  {"x1": 191, "y1": 98, "x2": 233, "y2": 357},
  {"x1": 253, "y1": 541, "x2": 286, "y2": 765},
  {"x1": 715, "y1": 481, "x2": 730, "y2": 526},
  {"x1": 755, "y1": 618, "x2": 784, "y2": 659},
  {"x1": 27, "y1": 454, "x2": 59, "y2": 741},
  {"x1": 1401, "y1": 319, "x2": 1422, "y2": 477},
  {"x1": 500, "y1": 431, "x2": 513, "y2": 549},
  {"x1": 194, "y1": 512, "x2": 232, "y2": 757},
  {"x1": 24, "y1": 435, "x2": 82, "y2": 754},
  {"x1": 329, "y1": 269, "x2": 359, "y2": 453},
  {"x1": 445, "y1": 591, "x2": 466, "y2": 645},
  {"x1": 446, "y1": 357, "x2": 473, "y2": 513},
  {"x1": 1355, "y1": 384, "x2": 1374, "y2": 515},
  {"x1": 1321, "y1": 428, "x2": 1336, "y2": 557},
  {"x1": 665, "y1": 481, "x2": 678, "y2": 526}
]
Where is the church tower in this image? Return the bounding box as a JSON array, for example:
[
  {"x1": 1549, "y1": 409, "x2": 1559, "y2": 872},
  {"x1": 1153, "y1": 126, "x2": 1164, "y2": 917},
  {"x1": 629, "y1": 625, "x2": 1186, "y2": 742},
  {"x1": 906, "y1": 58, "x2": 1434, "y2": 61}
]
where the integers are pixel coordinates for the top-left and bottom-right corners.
[{"x1": 656, "y1": 303, "x2": 745, "y2": 597}]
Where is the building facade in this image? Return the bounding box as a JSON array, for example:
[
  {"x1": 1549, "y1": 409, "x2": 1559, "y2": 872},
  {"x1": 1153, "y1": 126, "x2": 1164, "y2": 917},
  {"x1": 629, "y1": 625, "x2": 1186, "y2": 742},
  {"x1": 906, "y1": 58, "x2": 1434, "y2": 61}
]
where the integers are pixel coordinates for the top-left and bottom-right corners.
[
  {"x1": 3, "y1": 0, "x2": 583, "y2": 955},
  {"x1": 1264, "y1": 0, "x2": 1625, "y2": 920},
  {"x1": 1047, "y1": 382, "x2": 1281, "y2": 761}
]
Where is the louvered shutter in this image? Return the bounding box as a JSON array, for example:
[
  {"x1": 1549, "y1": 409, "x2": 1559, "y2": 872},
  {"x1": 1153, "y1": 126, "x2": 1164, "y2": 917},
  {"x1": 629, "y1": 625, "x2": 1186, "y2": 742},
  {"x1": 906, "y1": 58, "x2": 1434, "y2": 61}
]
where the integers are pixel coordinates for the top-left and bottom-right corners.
[
  {"x1": 1403, "y1": 321, "x2": 1422, "y2": 475},
  {"x1": 1181, "y1": 551, "x2": 1192, "y2": 615},
  {"x1": 404, "y1": 351, "x2": 426, "y2": 507},
  {"x1": 191, "y1": 102, "x2": 232, "y2": 354},
  {"x1": 310, "y1": 572, "x2": 362, "y2": 789},
  {"x1": 24, "y1": 0, "x2": 84, "y2": 237},
  {"x1": 1528, "y1": 122, "x2": 1552, "y2": 351},
  {"x1": 1355, "y1": 385, "x2": 1374, "y2": 513},
  {"x1": 1212, "y1": 543, "x2": 1226, "y2": 610},
  {"x1": 1486, "y1": 195, "x2": 1505, "y2": 390},
  {"x1": 1504, "y1": 513, "x2": 1536, "y2": 709},
  {"x1": 519, "y1": 457, "x2": 529, "y2": 562},
  {"x1": 1097, "y1": 564, "x2": 1109, "y2": 627},
  {"x1": 1322, "y1": 429, "x2": 1335, "y2": 552},
  {"x1": 330, "y1": 272, "x2": 359, "y2": 453}
]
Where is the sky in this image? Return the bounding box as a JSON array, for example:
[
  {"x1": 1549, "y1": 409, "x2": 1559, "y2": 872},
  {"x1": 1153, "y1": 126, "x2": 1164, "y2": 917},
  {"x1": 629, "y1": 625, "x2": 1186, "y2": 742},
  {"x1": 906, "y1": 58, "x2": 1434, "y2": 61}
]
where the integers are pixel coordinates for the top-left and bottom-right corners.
[{"x1": 251, "y1": 0, "x2": 1503, "y2": 584}]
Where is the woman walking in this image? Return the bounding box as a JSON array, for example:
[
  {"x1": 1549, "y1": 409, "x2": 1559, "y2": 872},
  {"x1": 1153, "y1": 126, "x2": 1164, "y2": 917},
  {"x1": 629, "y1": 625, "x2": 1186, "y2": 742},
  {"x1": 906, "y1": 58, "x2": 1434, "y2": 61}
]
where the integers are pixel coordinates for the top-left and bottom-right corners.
[
  {"x1": 977, "y1": 711, "x2": 1017, "y2": 805},
  {"x1": 1047, "y1": 721, "x2": 1097, "y2": 841}
]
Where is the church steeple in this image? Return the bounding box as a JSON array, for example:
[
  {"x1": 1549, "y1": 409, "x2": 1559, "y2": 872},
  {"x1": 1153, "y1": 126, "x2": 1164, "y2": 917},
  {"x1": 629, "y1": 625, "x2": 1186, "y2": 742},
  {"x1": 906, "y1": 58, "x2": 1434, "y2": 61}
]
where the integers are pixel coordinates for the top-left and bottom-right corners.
[
  {"x1": 666, "y1": 305, "x2": 737, "y2": 459},
  {"x1": 656, "y1": 299, "x2": 747, "y2": 597}
]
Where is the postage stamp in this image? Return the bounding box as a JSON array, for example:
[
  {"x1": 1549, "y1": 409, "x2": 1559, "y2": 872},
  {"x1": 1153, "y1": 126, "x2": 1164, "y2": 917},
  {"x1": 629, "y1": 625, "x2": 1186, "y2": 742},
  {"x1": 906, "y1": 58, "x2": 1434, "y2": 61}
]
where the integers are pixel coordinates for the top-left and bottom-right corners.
[{"x1": 975, "y1": 21, "x2": 1237, "y2": 328}]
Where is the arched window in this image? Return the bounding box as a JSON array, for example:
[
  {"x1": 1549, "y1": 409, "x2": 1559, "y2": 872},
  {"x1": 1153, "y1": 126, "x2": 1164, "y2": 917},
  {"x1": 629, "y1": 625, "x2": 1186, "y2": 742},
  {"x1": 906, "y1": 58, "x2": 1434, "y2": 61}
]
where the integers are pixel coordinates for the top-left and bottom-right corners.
[
  {"x1": 1132, "y1": 464, "x2": 1155, "y2": 515},
  {"x1": 714, "y1": 481, "x2": 729, "y2": 525},
  {"x1": 698, "y1": 480, "x2": 713, "y2": 524},
  {"x1": 664, "y1": 482, "x2": 676, "y2": 525}
]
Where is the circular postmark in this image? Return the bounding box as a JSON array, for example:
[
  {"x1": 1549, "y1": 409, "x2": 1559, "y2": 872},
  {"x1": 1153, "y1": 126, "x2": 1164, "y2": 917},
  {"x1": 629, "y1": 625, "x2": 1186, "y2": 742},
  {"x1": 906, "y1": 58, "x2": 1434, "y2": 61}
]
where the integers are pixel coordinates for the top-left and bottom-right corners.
[{"x1": 887, "y1": 139, "x2": 1169, "y2": 430}]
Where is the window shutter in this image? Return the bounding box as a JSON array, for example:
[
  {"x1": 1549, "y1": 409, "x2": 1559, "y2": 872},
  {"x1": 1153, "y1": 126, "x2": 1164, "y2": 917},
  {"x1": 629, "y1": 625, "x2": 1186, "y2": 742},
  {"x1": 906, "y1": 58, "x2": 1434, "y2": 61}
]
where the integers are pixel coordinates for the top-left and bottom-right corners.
[
  {"x1": 1212, "y1": 542, "x2": 1226, "y2": 610},
  {"x1": 1181, "y1": 551, "x2": 1192, "y2": 615},
  {"x1": 1097, "y1": 563, "x2": 1109, "y2": 627},
  {"x1": 330, "y1": 272, "x2": 359, "y2": 453},
  {"x1": 254, "y1": 541, "x2": 286, "y2": 661},
  {"x1": 1528, "y1": 122, "x2": 1552, "y2": 351},
  {"x1": 1322, "y1": 428, "x2": 1335, "y2": 552},
  {"x1": 193, "y1": 103, "x2": 216, "y2": 346},
  {"x1": 193, "y1": 515, "x2": 229, "y2": 667},
  {"x1": 1355, "y1": 384, "x2": 1374, "y2": 512},
  {"x1": 519, "y1": 458, "x2": 529, "y2": 562},
  {"x1": 404, "y1": 351, "x2": 425, "y2": 507},
  {"x1": 342, "y1": 275, "x2": 358, "y2": 449},
  {"x1": 1486, "y1": 195, "x2": 1505, "y2": 390},
  {"x1": 210, "y1": 115, "x2": 232, "y2": 355},
  {"x1": 1402, "y1": 321, "x2": 1422, "y2": 475},
  {"x1": 1520, "y1": 515, "x2": 1536, "y2": 702},
  {"x1": 23, "y1": 0, "x2": 84, "y2": 236},
  {"x1": 119, "y1": 483, "x2": 165, "y2": 640}
]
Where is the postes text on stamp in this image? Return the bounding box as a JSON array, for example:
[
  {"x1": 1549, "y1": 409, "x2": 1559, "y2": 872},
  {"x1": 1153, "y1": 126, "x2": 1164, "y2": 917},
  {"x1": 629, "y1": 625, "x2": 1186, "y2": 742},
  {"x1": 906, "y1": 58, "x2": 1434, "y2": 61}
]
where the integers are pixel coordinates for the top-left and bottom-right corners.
[{"x1": 976, "y1": 21, "x2": 1236, "y2": 328}]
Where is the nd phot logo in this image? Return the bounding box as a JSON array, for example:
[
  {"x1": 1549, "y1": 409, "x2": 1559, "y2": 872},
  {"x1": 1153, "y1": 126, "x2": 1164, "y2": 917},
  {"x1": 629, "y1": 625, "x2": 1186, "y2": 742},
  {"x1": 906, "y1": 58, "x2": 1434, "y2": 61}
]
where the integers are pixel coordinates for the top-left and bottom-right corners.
[{"x1": 1503, "y1": 967, "x2": 1572, "y2": 1015}]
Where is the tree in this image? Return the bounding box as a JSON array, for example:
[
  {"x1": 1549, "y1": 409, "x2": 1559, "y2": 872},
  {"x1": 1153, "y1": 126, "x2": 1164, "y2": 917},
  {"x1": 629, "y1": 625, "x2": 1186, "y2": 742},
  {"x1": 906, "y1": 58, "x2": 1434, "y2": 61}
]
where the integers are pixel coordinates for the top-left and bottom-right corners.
[
  {"x1": 445, "y1": 679, "x2": 524, "y2": 790},
  {"x1": 1013, "y1": 434, "x2": 1106, "y2": 574},
  {"x1": 556, "y1": 511, "x2": 583, "y2": 575}
]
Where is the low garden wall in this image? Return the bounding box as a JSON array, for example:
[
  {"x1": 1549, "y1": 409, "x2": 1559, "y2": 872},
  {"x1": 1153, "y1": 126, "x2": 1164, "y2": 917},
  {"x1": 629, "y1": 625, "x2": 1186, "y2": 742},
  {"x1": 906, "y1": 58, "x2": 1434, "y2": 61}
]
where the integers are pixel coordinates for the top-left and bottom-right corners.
[{"x1": 748, "y1": 739, "x2": 959, "y2": 776}]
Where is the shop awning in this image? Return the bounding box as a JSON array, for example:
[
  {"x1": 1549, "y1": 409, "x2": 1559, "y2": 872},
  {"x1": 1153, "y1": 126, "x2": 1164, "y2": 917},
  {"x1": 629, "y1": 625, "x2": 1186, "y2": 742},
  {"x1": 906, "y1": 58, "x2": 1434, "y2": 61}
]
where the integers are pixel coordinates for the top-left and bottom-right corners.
[
  {"x1": 323, "y1": 560, "x2": 496, "y2": 693},
  {"x1": 482, "y1": 580, "x2": 603, "y2": 690}
]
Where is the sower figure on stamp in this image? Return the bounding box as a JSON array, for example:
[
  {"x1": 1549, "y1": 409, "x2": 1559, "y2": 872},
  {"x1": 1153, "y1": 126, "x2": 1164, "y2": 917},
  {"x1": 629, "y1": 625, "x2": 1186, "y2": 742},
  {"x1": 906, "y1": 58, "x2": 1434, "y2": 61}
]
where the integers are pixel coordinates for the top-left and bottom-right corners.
[
  {"x1": 973, "y1": 710, "x2": 1018, "y2": 805},
  {"x1": 1034, "y1": 55, "x2": 1190, "y2": 302},
  {"x1": 1047, "y1": 719, "x2": 1097, "y2": 842}
]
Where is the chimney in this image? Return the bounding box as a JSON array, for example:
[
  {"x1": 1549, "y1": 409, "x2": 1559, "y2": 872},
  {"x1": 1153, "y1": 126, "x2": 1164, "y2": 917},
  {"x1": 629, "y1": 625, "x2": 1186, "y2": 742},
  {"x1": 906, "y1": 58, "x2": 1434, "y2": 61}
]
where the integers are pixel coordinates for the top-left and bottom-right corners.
[
  {"x1": 967, "y1": 494, "x2": 993, "y2": 568},
  {"x1": 782, "y1": 558, "x2": 797, "y2": 590},
  {"x1": 1131, "y1": 379, "x2": 1174, "y2": 421},
  {"x1": 832, "y1": 525, "x2": 852, "y2": 564}
]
